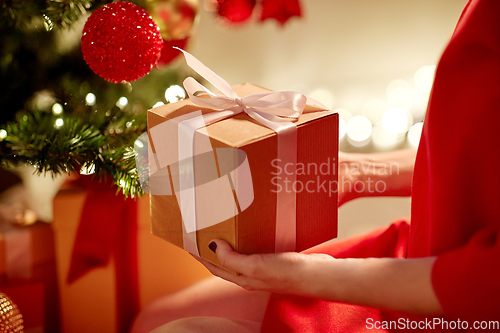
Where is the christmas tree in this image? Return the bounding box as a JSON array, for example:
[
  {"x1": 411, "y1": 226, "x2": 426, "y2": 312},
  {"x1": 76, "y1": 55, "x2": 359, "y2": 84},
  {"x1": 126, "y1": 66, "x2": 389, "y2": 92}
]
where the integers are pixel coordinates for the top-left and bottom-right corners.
[
  {"x1": 0, "y1": 0, "x2": 301, "y2": 199},
  {"x1": 0, "y1": 0, "x2": 192, "y2": 198}
]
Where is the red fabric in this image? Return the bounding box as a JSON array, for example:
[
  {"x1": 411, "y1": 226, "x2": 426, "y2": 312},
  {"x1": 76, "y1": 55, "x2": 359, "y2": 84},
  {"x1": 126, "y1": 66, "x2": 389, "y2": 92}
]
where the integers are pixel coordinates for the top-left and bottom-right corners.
[
  {"x1": 261, "y1": 0, "x2": 500, "y2": 331},
  {"x1": 67, "y1": 178, "x2": 140, "y2": 333}
]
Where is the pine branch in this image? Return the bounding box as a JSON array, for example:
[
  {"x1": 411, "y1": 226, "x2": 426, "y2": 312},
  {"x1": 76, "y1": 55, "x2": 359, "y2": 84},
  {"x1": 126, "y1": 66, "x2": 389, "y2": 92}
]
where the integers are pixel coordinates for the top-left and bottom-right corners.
[
  {"x1": 0, "y1": 111, "x2": 145, "y2": 198},
  {"x1": 1, "y1": 0, "x2": 147, "y2": 30}
]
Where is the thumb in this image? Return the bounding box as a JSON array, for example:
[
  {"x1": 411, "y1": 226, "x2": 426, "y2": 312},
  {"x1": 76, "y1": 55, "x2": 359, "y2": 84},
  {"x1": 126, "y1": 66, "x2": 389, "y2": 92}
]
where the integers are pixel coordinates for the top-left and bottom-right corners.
[{"x1": 209, "y1": 239, "x2": 252, "y2": 274}]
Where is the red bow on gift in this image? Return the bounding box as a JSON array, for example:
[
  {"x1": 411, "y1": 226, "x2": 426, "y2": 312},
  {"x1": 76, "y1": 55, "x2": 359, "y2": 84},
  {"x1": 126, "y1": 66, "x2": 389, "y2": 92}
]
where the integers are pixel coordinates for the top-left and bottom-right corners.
[{"x1": 66, "y1": 177, "x2": 139, "y2": 333}]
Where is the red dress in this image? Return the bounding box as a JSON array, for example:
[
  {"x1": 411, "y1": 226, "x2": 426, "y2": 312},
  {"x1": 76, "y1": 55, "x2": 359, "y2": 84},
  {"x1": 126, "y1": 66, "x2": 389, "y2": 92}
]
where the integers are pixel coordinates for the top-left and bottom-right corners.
[{"x1": 261, "y1": 0, "x2": 500, "y2": 331}]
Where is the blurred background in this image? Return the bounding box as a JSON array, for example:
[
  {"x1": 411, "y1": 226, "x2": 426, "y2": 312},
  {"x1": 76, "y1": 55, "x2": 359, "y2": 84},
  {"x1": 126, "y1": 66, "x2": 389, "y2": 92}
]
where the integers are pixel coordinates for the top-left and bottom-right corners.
[
  {"x1": 0, "y1": 1, "x2": 470, "y2": 332},
  {"x1": 188, "y1": 0, "x2": 468, "y2": 238},
  {"x1": 1, "y1": 0, "x2": 467, "y2": 236}
]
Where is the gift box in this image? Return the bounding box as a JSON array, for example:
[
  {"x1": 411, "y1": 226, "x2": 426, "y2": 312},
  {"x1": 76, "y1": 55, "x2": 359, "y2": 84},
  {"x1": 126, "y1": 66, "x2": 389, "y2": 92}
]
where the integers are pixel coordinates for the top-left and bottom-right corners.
[
  {"x1": 52, "y1": 184, "x2": 211, "y2": 333},
  {"x1": 146, "y1": 52, "x2": 338, "y2": 268},
  {"x1": 0, "y1": 222, "x2": 59, "y2": 333}
]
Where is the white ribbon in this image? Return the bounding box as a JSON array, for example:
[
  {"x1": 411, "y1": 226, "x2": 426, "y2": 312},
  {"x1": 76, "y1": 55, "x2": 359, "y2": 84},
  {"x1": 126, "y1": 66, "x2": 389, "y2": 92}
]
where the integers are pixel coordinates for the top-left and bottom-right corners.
[{"x1": 176, "y1": 48, "x2": 321, "y2": 254}]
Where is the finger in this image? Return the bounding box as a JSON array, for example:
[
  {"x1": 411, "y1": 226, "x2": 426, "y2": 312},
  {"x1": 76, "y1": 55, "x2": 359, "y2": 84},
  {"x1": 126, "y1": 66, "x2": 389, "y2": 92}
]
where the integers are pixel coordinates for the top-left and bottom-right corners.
[
  {"x1": 192, "y1": 255, "x2": 243, "y2": 285},
  {"x1": 209, "y1": 239, "x2": 257, "y2": 276}
]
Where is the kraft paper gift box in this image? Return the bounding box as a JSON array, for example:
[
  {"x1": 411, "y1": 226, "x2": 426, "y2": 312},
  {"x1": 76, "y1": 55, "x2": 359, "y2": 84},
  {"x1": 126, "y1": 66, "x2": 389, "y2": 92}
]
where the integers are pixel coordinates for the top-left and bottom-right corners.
[
  {"x1": 52, "y1": 185, "x2": 211, "y2": 333},
  {"x1": 147, "y1": 82, "x2": 339, "y2": 268}
]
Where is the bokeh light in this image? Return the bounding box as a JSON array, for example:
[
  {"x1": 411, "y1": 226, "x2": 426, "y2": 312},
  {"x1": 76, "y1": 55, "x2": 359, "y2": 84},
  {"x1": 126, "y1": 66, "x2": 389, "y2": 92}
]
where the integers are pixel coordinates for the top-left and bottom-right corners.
[
  {"x1": 334, "y1": 108, "x2": 353, "y2": 123},
  {"x1": 0, "y1": 129, "x2": 7, "y2": 140},
  {"x1": 408, "y1": 122, "x2": 424, "y2": 147},
  {"x1": 414, "y1": 65, "x2": 436, "y2": 93},
  {"x1": 362, "y1": 99, "x2": 387, "y2": 125},
  {"x1": 153, "y1": 101, "x2": 165, "y2": 108},
  {"x1": 372, "y1": 123, "x2": 404, "y2": 150},
  {"x1": 309, "y1": 88, "x2": 336, "y2": 110},
  {"x1": 382, "y1": 107, "x2": 411, "y2": 134},
  {"x1": 347, "y1": 115, "x2": 372, "y2": 146},
  {"x1": 52, "y1": 103, "x2": 63, "y2": 115},
  {"x1": 54, "y1": 118, "x2": 64, "y2": 128},
  {"x1": 85, "y1": 93, "x2": 96, "y2": 106},
  {"x1": 116, "y1": 96, "x2": 128, "y2": 109},
  {"x1": 339, "y1": 117, "x2": 347, "y2": 141},
  {"x1": 165, "y1": 85, "x2": 186, "y2": 103}
]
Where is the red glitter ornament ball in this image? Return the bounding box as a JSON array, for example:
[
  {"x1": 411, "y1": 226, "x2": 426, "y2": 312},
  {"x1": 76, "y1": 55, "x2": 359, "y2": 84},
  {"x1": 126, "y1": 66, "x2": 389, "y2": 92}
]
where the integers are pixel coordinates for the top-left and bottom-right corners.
[{"x1": 81, "y1": 2, "x2": 163, "y2": 83}]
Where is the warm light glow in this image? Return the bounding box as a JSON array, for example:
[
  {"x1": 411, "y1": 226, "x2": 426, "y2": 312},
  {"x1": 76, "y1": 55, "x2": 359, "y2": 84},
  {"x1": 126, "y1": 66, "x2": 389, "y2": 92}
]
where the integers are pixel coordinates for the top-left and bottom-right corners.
[
  {"x1": 0, "y1": 129, "x2": 7, "y2": 140},
  {"x1": 372, "y1": 124, "x2": 404, "y2": 149},
  {"x1": 153, "y1": 101, "x2": 165, "y2": 108},
  {"x1": 116, "y1": 97, "x2": 128, "y2": 109},
  {"x1": 165, "y1": 85, "x2": 186, "y2": 103},
  {"x1": 339, "y1": 117, "x2": 347, "y2": 140},
  {"x1": 80, "y1": 162, "x2": 96, "y2": 175},
  {"x1": 135, "y1": 136, "x2": 144, "y2": 148},
  {"x1": 362, "y1": 99, "x2": 387, "y2": 125},
  {"x1": 347, "y1": 115, "x2": 372, "y2": 143},
  {"x1": 408, "y1": 122, "x2": 424, "y2": 147},
  {"x1": 309, "y1": 88, "x2": 335, "y2": 109},
  {"x1": 334, "y1": 108, "x2": 353, "y2": 123},
  {"x1": 85, "y1": 93, "x2": 96, "y2": 106},
  {"x1": 414, "y1": 65, "x2": 436, "y2": 93},
  {"x1": 119, "y1": 180, "x2": 126, "y2": 188},
  {"x1": 382, "y1": 108, "x2": 410, "y2": 134},
  {"x1": 54, "y1": 118, "x2": 64, "y2": 128},
  {"x1": 388, "y1": 86, "x2": 413, "y2": 108},
  {"x1": 52, "y1": 103, "x2": 63, "y2": 115}
]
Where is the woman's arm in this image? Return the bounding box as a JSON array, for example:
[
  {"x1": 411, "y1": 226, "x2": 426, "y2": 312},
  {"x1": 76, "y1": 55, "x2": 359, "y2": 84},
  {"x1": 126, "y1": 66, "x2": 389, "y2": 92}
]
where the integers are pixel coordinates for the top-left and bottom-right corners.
[
  {"x1": 339, "y1": 149, "x2": 416, "y2": 206},
  {"x1": 195, "y1": 240, "x2": 443, "y2": 317}
]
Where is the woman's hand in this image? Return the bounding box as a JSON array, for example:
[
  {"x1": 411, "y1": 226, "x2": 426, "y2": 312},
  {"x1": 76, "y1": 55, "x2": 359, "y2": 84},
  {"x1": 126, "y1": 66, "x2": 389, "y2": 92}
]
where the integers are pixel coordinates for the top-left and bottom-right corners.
[
  {"x1": 192, "y1": 239, "x2": 333, "y2": 294},
  {"x1": 337, "y1": 149, "x2": 416, "y2": 206},
  {"x1": 194, "y1": 239, "x2": 443, "y2": 317}
]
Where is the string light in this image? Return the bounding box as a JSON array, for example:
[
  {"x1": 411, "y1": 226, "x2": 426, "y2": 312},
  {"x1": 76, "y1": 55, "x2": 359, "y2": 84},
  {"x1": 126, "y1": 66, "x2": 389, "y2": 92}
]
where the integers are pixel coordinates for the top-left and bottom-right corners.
[
  {"x1": 85, "y1": 93, "x2": 96, "y2": 106},
  {"x1": 80, "y1": 162, "x2": 96, "y2": 175},
  {"x1": 116, "y1": 97, "x2": 128, "y2": 109},
  {"x1": 165, "y1": 85, "x2": 186, "y2": 103},
  {"x1": 52, "y1": 103, "x2": 63, "y2": 115},
  {"x1": 54, "y1": 118, "x2": 64, "y2": 128},
  {"x1": 0, "y1": 129, "x2": 7, "y2": 140}
]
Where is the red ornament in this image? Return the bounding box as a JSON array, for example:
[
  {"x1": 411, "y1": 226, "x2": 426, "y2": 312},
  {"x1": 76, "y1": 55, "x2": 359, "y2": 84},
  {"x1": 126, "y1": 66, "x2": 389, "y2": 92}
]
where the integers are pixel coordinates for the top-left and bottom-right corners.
[
  {"x1": 156, "y1": 37, "x2": 189, "y2": 67},
  {"x1": 81, "y1": 2, "x2": 163, "y2": 83},
  {"x1": 260, "y1": 0, "x2": 302, "y2": 25},
  {"x1": 216, "y1": 0, "x2": 256, "y2": 23}
]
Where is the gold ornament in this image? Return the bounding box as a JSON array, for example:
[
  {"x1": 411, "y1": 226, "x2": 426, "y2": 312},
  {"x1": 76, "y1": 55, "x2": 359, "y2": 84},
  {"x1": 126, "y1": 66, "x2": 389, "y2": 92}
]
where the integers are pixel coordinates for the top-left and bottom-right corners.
[
  {"x1": 0, "y1": 292, "x2": 24, "y2": 333},
  {"x1": 146, "y1": 0, "x2": 199, "y2": 40}
]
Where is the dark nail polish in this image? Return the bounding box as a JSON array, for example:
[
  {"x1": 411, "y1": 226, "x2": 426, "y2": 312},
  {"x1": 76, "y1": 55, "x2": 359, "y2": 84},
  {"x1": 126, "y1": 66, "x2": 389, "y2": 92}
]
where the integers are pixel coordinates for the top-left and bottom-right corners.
[{"x1": 209, "y1": 241, "x2": 217, "y2": 253}]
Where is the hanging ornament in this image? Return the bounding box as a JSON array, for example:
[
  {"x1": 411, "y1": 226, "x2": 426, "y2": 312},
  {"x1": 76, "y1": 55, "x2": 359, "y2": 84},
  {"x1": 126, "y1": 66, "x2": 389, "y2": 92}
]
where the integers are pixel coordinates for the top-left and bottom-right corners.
[
  {"x1": 81, "y1": 2, "x2": 163, "y2": 83},
  {"x1": 216, "y1": 0, "x2": 256, "y2": 24},
  {"x1": 157, "y1": 37, "x2": 189, "y2": 67},
  {"x1": 146, "y1": 0, "x2": 199, "y2": 40},
  {"x1": 260, "y1": 0, "x2": 302, "y2": 25},
  {"x1": 0, "y1": 292, "x2": 24, "y2": 333}
]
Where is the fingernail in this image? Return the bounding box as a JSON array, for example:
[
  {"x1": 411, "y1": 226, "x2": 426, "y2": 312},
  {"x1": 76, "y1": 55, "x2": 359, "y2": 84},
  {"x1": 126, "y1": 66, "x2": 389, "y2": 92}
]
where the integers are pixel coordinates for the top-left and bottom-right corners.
[{"x1": 209, "y1": 241, "x2": 217, "y2": 253}]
